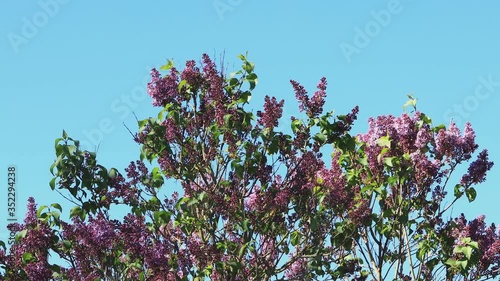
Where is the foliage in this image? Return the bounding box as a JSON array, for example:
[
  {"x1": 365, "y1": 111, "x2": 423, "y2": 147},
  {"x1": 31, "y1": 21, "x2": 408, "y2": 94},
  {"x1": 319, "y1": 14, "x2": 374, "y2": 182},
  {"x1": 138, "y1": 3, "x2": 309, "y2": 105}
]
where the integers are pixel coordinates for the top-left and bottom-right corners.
[{"x1": 0, "y1": 54, "x2": 497, "y2": 281}]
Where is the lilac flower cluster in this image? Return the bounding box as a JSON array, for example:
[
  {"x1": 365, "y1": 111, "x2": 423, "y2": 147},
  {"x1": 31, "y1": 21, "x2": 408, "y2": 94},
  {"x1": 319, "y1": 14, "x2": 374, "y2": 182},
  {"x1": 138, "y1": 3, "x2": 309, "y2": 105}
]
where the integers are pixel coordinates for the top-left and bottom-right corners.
[
  {"x1": 3, "y1": 198, "x2": 195, "y2": 280},
  {"x1": 284, "y1": 255, "x2": 308, "y2": 279},
  {"x1": 180, "y1": 60, "x2": 202, "y2": 93},
  {"x1": 147, "y1": 67, "x2": 179, "y2": 107},
  {"x1": 450, "y1": 214, "x2": 500, "y2": 278},
  {"x1": 335, "y1": 105, "x2": 359, "y2": 135},
  {"x1": 435, "y1": 122, "x2": 478, "y2": 162},
  {"x1": 257, "y1": 95, "x2": 284, "y2": 129},
  {"x1": 316, "y1": 152, "x2": 372, "y2": 225},
  {"x1": 357, "y1": 112, "x2": 492, "y2": 203},
  {"x1": 3, "y1": 198, "x2": 54, "y2": 280},
  {"x1": 290, "y1": 77, "x2": 328, "y2": 118},
  {"x1": 460, "y1": 150, "x2": 494, "y2": 188}
]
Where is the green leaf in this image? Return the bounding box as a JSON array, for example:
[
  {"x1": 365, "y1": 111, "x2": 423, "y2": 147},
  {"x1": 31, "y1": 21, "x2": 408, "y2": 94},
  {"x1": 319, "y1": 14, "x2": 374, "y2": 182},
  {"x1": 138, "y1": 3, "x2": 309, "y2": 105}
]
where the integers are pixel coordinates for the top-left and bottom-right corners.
[
  {"x1": 454, "y1": 184, "x2": 464, "y2": 198},
  {"x1": 377, "y1": 147, "x2": 389, "y2": 163},
  {"x1": 458, "y1": 260, "x2": 468, "y2": 270},
  {"x1": 60, "y1": 240, "x2": 72, "y2": 250},
  {"x1": 462, "y1": 246, "x2": 473, "y2": 260},
  {"x1": 246, "y1": 73, "x2": 258, "y2": 81},
  {"x1": 381, "y1": 224, "x2": 392, "y2": 238},
  {"x1": 431, "y1": 124, "x2": 446, "y2": 134},
  {"x1": 240, "y1": 219, "x2": 250, "y2": 232},
  {"x1": 291, "y1": 119, "x2": 302, "y2": 134},
  {"x1": 426, "y1": 258, "x2": 439, "y2": 271},
  {"x1": 245, "y1": 73, "x2": 258, "y2": 90},
  {"x1": 445, "y1": 258, "x2": 458, "y2": 267},
  {"x1": 15, "y1": 229, "x2": 28, "y2": 242},
  {"x1": 70, "y1": 206, "x2": 85, "y2": 220},
  {"x1": 198, "y1": 191, "x2": 207, "y2": 202},
  {"x1": 223, "y1": 114, "x2": 232, "y2": 125},
  {"x1": 359, "y1": 156, "x2": 368, "y2": 166},
  {"x1": 266, "y1": 137, "x2": 279, "y2": 154},
  {"x1": 238, "y1": 91, "x2": 252, "y2": 103},
  {"x1": 51, "y1": 203, "x2": 63, "y2": 212},
  {"x1": 22, "y1": 252, "x2": 34, "y2": 264},
  {"x1": 49, "y1": 177, "x2": 56, "y2": 190},
  {"x1": 417, "y1": 240, "x2": 430, "y2": 261},
  {"x1": 154, "y1": 210, "x2": 172, "y2": 225},
  {"x1": 160, "y1": 59, "x2": 174, "y2": 71},
  {"x1": 382, "y1": 208, "x2": 393, "y2": 218},
  {"x1": 243, "y1": 61, "x2": 255, "y2": 73},
  {"x1": 37, "y1": 205, "x2": 48, "y2": 218},
  {"x1": 67, "y1": 145, "x2": 77, "y2": 155},
  {"x1": 229, "y1": 260, "x2": 242, "y2": 271},
  {"x1": 346, "y1": 169, "x2": 359, "y2": 184},
  {"x1": 178, "y1": 79, "x2": 187, "y2": 91},
  {"x1": 383, "y1": 157, "x2": 394, "y2": 167},
  {"x1": 465, "y1": 187, "x2": 477, "y2": 202},
  {"x1": 403, "y1": 94, "x2": 417, "y2": 110},
  {"x1": 50, "y1": 210, "x2": 61, "y2": 222},
  {"x1": 108, "y1": 168, "x2": 118, "y2": 179},
  {"x1": 238, "y1": 242, "x2": 250, "y2": 258},
  {"x1": 313, "y1": 133, "x2": 327, "y2": 144},
  {"x1": 376, "y1": 135, "x2": 391, "y2": 148},
  {"x1": 229, "y1": 77, "x2": 239, "y2": 87},
  {"x1": 291, "y1": 231, "x2": 301, "y2": 246}
]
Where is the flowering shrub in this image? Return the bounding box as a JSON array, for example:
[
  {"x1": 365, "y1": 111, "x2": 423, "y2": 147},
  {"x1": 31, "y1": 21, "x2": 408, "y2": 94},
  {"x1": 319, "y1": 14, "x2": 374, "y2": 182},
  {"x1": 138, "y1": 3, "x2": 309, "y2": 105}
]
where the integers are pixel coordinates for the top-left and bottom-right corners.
[{"x1": 0, "y1": 54, "x2": 497, "y2": 280}]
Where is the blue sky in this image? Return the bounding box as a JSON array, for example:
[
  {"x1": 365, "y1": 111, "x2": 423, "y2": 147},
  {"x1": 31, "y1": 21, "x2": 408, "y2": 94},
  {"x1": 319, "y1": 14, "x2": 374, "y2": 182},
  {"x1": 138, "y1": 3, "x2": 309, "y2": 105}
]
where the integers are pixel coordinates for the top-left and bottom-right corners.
[{"x1": 1, "y1": 1, "x2": 500, "y2": 242}]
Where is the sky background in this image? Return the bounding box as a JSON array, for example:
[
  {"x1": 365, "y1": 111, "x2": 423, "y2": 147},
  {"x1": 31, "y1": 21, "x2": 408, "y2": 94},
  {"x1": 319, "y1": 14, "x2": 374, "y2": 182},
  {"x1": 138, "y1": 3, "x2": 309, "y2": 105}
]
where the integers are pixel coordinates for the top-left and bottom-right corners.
[{"x1": 1, "y1": 1, "x2": 499, "y2": 243}]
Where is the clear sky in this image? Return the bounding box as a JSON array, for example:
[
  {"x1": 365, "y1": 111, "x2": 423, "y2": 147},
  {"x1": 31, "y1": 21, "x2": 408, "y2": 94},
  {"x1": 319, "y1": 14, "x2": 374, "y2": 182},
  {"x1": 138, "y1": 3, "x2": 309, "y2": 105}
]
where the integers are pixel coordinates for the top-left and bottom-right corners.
[{"x1": 1, "y1": 1, "x2": 500, "y2": 242}]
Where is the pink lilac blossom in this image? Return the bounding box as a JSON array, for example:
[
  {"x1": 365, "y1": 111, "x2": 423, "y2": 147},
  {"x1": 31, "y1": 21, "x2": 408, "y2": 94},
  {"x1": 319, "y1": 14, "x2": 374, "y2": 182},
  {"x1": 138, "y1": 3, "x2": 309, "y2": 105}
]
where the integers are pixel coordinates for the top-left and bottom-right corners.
[
  {"x1": 257, "y1": 95, "x2": 284, "y2": 129},
  {"x1": 245, "y1": 186, "x2": 261, "y2": 211},
  {"x1": 309, "y1": 77, "x2": 327, "y2": 117},
  {"x1": 451, "y1": 214, "x2": 500, "y2": 277},
  {"x1": 354, "y1": 111, "x2": 495, "y2": 236},
  {"x1": 317, "y1": 152, "x2": 350, "y2": 213},
  {"x1": 162, "y1": 117, "x2": 181, "y2": 142},
  {"x1": 147, "y1": 67, "x2": 180, "y2": 107},
  {"x1": 201, "y1": 54, "x2": 227, "y2": 126},
  {"x1": 435, "y1": 121, "x2": 478, "y2": 162},
  {"x1": 290, "y1": 77, "x2": 328, "y2": 118},
  {"x1": 4, "y1": 198, "x2": 54, "y2": 281},
  {"x1": 460, "y1": 149, "x2": 494, "y2": 187},
  {"x1": 284, "y1": 253, "x2": 308, "y2": 279},
  {"x1": 180, "y1": 60, "x2": 202, "y2": 95}
]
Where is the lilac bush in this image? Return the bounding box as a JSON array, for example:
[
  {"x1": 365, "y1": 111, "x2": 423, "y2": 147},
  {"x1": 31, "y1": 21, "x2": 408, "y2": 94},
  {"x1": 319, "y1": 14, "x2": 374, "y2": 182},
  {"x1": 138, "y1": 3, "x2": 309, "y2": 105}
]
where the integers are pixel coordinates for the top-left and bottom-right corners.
[{"x1": 0, "y1": 54, "x2": 497, "y2": 280}]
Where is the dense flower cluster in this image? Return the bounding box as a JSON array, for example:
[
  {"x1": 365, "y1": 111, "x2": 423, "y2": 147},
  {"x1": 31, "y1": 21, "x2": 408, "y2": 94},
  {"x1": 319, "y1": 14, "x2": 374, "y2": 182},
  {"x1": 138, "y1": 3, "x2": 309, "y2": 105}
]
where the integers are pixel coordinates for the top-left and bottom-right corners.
[
  {"x1": 257, "y1": 95, "x2": 284, "y2": 129},
  {"x1": 3, "y1": 198, "x2": 53, "y2": 281},
  {"x1": 353, "y1": 110, "x2": 496, "y2": 279},
  {"x1": 357, "y1": 112, "x2": 493, "y2": 204},
  {"x1": 461, "y1": 150, "x2": 494, "y2": 188},
  {"x1": 448, "y1": 214, "x2": 500, "y2": 278},
  {"x1": 147, "y1": 67, "x2": 180, "y2": 107},
  {"x1": 290, "y1": 77, "x2": 328, "y2": 118}
]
